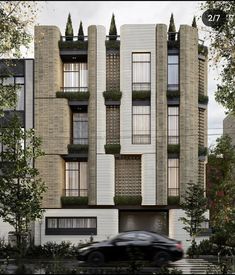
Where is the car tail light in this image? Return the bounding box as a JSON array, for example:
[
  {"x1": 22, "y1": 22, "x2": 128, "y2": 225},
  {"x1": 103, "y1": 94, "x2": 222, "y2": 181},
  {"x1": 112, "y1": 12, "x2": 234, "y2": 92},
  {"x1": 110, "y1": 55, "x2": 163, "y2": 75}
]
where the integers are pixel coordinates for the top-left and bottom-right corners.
[{"x1": 175, "y1": 242, "x2": 183, "y2": 250}]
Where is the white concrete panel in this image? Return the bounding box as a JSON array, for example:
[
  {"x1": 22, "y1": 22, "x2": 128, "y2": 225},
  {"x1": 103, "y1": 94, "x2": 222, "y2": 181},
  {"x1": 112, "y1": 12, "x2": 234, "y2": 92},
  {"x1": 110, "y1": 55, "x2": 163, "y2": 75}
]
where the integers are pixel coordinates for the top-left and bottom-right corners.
[
  {"x1": 96, "y1": 25, "x2": 106, "y2": 154},
  {"x1": 120, "y1": 24, "x2": 156, "y2": 154},
  {"x1": 142, "y1": 153, "x2": 156, "y2": 205},
  {"x1": 169, "y1": 209, "x2": 210, "y2": 251},
  {"x1": 34, "y1": 208, "x2": 118, "y2": 245},
  {"x1": 97, "y1": 154, "x2": 115, "y2": 205},
  {"x1": 0, "y1": 218, "x2": 14, "y2": 242}
]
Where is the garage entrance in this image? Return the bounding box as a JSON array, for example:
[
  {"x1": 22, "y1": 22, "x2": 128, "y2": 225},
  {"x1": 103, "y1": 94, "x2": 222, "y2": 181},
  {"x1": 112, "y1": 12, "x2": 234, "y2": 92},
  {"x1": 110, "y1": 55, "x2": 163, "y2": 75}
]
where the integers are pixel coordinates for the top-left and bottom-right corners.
[{"x1": 119, "y1": 211, "x2": 168, "y2": 235}]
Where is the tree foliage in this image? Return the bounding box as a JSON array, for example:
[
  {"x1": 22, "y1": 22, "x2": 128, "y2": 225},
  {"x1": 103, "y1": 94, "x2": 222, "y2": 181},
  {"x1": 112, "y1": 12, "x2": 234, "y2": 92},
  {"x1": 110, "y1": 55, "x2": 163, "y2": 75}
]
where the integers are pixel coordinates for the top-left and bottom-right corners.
[
  {"x1": 168, "y1": 13, "x2": 176, "y2": 32},
  {"x1": 65, "y1": 13, "x2": 73, "y2": 38},
  {"x1": 78, "y1": 21, "x2": 84, "y2": 41},
  {"x1": 0, "y1": 1, "x2": 39, "y2": 115},
  {"x1": 201, "y1": 1, "x2": 235, "y2": 113},
  {"x1": 0, "y1": 115, "x2": 46, "y2": 248},
  {"x1": 192, "y1": 16, "x2": 197, "y2": 28},
  {"x1": 179, "y1": 182, "x2": 208, "y2": 256},
  {"x1": 109, "y1": 13, "x2": 117, "y2": 40},
  {"x1": 207, "y1": 135, "x2": 235, "y2": 247}
]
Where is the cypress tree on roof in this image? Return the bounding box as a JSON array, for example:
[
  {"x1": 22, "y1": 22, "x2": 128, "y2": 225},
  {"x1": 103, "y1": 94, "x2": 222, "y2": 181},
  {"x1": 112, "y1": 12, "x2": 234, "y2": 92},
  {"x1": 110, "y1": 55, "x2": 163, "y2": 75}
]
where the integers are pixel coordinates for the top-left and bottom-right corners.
[
  {"x1": 192, "y1": 16, "x2": 197, "y2": 28},
  {"x1": 65, "y1": 13, "x2": 73, "y2": 39},
  {"x1": 78, "y1": 21, "x2": 84, "y2": 41},
  {"x1": 168, "y1": 13, "x2": 176, "y2": 32},
  {"x1": 109, "y1": 13, "x2": 117, "y2": 40}
]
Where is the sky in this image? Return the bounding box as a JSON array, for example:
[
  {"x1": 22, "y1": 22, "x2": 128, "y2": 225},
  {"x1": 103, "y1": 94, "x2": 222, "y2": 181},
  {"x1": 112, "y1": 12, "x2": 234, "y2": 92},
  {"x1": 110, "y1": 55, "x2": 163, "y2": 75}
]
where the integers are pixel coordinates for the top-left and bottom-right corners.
[{"x1": 32, "y1": 1, "x2": 227, "y2": 147}]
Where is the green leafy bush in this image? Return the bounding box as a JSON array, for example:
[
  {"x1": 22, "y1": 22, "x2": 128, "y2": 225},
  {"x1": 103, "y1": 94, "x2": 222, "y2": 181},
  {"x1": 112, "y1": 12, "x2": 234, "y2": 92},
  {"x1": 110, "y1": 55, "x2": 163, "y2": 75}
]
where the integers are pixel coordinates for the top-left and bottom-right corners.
[
  {"x1": 105, "y1": 40, "x2": 120, "y2": 50},
  {"x1": 56, "y1": 91, "x2": 89, "y2": 101},
  {"x1": 198, "y1": 44, "x2": 208, "y2": 57},
  {"x1": 104, "y1": 144, "x2": 121, "y2": 154},
  {"x1": 58, "y1": 40, "x2": 88, "y2": 50},
  {"x1": 67, "y1": 144, "x2": 88, "y2": 154},
  {"x1": 132, "y1": 90, "x2": 151, "y2": 100},
  {"x1": 168, "y1": 196, "x2": 180, "y2": 205},
  {"x1": 198, "y1": 95, "x2": 209, "y2": 104},
  {"x1": 103, "y1": 91, "x2": 122, "y2": 101},
  {"x1": 198, "y1": 146, "x2": 208, "y2": 156},
  {"x1": 61, "y1": 196, "x2": 88, "y2": 206},
  {"x1": 168, "y1": 144, "x2": 180, "y2": 154},
  {"x1": 114, "y1": 195, "x2": 142, "y2": 205}
]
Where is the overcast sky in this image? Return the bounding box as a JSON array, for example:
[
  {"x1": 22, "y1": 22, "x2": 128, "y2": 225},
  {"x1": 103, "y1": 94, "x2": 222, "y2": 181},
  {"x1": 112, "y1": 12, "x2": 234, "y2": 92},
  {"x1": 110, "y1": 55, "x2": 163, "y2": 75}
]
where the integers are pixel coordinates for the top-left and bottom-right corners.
[{"x1": 33, "y1": 1, "x2": 227, "y2": 147}]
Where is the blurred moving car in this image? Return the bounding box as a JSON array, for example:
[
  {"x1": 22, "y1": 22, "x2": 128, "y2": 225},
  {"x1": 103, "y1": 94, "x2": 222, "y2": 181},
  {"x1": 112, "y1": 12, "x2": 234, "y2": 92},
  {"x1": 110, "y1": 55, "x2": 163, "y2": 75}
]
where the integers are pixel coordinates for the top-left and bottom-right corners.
[{"x1": 77, "y1": 230, "x2": 184, "y2": 266}]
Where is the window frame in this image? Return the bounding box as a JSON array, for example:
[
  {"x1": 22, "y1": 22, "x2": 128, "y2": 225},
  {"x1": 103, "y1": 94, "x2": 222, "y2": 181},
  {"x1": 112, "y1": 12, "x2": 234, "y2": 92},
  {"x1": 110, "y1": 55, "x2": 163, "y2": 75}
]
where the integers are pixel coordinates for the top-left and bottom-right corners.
[
  {"x1": 72, "y1": 112, "x2": 88, "y2": 145},
  {"x1": 167, "y1": 105, "x2": 179, "y2": 145},
  {"x1": 167, "y1": 53, "x2": 179, "y2": 91},
  {"x1": 167, "y1": 158, "x2": 179, "y2": 197},
  {"x1": 45, "y1": 217, "x2": 97, "y2": 235}
]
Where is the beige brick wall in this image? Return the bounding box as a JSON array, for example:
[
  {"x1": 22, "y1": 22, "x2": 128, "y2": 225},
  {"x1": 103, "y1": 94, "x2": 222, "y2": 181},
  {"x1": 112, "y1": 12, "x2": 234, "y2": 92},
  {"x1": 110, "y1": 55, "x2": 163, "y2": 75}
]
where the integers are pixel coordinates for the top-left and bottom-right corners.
[
  {"x1": 88, "y1": 26, "x2": 97, "y2": 205},
  {"x1": 179, "y1": 25, "x2": 199, "y2": 197},
  {"x1": 34, "y1": 26, "x2": 69, "y2": 208},
  {"x1": 156, "y1": 24, "x2": 168, "y2": 205}
]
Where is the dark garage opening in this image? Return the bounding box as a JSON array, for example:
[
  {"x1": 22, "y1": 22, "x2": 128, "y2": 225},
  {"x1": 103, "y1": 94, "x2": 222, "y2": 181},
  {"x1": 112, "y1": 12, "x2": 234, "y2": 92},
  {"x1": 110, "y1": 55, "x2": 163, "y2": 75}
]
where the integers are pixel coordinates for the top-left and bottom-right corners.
[{"x1": 119, "y1": 211, "x2": 168, "y2": 235}]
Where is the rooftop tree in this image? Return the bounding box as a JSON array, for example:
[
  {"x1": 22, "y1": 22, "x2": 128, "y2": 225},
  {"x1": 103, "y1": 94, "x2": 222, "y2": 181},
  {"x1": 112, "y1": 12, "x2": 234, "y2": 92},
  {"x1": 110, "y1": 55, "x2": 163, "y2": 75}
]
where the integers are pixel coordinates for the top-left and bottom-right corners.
[
  {"x1": 192, "y1": 16, "x2": 197, "y2": 28},
  {"x1": 78, "y1": 21, "x2": 84, "y2": 41},
  {"x1": 168, "y1": 13, "x2": 176, "y2": 40},
  {"x1": 65, "y1": 13, "x2": 74, "y2": 40},
  {"x1": 109, "y1": 13, "x2": 117, "y2": 40},
  {"x1": 0, "y1": 115, "x2": 46, "y2": 254}
]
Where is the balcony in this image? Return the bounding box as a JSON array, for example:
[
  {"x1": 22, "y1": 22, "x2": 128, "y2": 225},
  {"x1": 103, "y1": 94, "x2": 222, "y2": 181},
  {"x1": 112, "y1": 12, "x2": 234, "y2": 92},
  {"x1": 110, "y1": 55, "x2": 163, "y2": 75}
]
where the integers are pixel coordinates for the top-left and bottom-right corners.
[
  {"x1": 105, "y1": 35, "x2": 120, "y2": 51},
  {"x1": 56, "y1": 89, "x2": 89, "y2": 106},
  {"x1": 62, "y1": 87, "x2": 88, "y2": 93},
  {"x1": 64, "y1": 188, "x2": 88, "y2": 197}
]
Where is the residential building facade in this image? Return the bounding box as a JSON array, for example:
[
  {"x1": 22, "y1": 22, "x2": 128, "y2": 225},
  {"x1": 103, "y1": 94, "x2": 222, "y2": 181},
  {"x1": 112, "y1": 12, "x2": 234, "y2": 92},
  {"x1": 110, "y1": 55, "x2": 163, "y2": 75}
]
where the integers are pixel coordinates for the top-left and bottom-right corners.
[{"x1": 0, "y1": 22, "x2": 209, "y2": 249}]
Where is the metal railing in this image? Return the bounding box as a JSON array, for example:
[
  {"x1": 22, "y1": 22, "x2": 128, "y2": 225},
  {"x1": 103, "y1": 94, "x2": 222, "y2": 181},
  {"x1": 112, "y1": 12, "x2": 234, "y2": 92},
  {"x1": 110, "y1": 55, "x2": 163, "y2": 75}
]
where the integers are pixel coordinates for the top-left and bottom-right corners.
[
  {"x1": 61, "y1": 87, "x2": 88, "y2": 92},
  {"x1": 64, "y1": 189, "x2": 88, "y2": 197},
  {"x1": 106, "y1": 35, "x2": 120, "y2": 41},
  {"x1": 168, "y1": 32, "x2": 205, "y2": 45},
  {"x1": 73, "y1": 138, "x2": 88, "y2": 145},
  {"x1": 168, "y1": 188, "x2": 179, "y2": 196}
]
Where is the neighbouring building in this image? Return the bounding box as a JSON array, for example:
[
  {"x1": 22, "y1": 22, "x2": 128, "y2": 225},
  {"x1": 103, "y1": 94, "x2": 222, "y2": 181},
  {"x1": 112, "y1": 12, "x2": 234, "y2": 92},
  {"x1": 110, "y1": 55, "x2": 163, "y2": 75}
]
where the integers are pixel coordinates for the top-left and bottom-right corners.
[
  {"x1": 0, "y1": 22, "x2": 209, "y2": 249},
  {"x1": 224, "y1": 115, "x2": 235, "y2": 146},
  {"x1": 0, "y1": 59, "x2": 34, "y2": 239},
  {"x1": 33, "y1": 22, "x2": 209, "y2": 249}
]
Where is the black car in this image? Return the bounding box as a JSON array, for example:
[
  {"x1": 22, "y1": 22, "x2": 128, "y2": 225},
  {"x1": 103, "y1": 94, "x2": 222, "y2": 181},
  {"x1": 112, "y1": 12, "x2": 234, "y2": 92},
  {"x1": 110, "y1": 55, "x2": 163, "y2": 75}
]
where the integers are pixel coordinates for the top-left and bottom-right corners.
[{"x1": 77, "y1": 230, "x2": 184, "y2": 266}]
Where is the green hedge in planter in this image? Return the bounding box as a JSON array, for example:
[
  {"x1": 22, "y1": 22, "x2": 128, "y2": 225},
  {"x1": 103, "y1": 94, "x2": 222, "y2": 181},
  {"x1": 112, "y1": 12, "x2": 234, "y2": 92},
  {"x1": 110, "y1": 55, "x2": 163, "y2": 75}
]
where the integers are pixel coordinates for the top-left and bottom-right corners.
[
  {"x1": 198, "y1": 95, "x2": 209, "y2": 105},
  {"x1": 56, "y1": 91, "x2": 90, "y2": 101},
  {"x1": 58, "y1": 40, "x2": 88, "y2": 50},
  {"x1": 198, "y1": 146, "x2": 208, "y2": 156},
  {"x1": 132, "y1": 90, "x2": 151, "y2": 100},
  {"x1": 198, "y1": 44, "x2": 208, "y2": 57},
  {"x1": 168, "y1": 196, "x2": 180, "y2": 205},
  {"x1": 104, "y1": 144, "x2": 121, "y2": 154},
  {"x1": 103, "y1": 91, "x2": 122, "y2": 101},
  {"x1": 61, "y1": 196, "x2": 88, "y2": 206},
  {"x1": 167, "y1": 40, "x2": 180, "y2": 49},
  {"x1": 114, "y1": 195, "x2": 142, "y2": 205},
  {"x1": 105, "y1": 40, "x2": 120, "y2": 50},
  {"x1": 168, "y1": 144, "x2": 180, "y2": 154},
  {"x1": 167, "y1": 90, "x2": 180, "y2": 99},
  {"x1": 68, "y1": 144, "x2": 88, "y2": 154}
]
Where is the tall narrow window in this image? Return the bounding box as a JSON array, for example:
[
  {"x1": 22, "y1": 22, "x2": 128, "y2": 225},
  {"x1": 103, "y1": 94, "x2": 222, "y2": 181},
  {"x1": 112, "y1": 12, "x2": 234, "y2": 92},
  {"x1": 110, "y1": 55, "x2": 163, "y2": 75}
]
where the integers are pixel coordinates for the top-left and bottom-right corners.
[
  {"x1": 132, "y1": 53, "x2": 151, "y2": 91},
  {"x1": 73, "y1": 113, "x2": 88, "y2": 145},
  {"x1": 168, "y1": 55, "x2": 179, "y2": 91},
  {"x1": 132, "y1": 106, "x2": 151, "y2": 144},
  {"x1": 168, "y1": 158, "x2": 179, "y2": 196},
  {"x1": 168, "y1": 106, "x2": 179, "y2": 144},
  {"x1": 65, "y1": 162, "x2": 88, "y2": 197},
  {"x1": 63, "y1": 63, "x2": 88, "y2": 92}
]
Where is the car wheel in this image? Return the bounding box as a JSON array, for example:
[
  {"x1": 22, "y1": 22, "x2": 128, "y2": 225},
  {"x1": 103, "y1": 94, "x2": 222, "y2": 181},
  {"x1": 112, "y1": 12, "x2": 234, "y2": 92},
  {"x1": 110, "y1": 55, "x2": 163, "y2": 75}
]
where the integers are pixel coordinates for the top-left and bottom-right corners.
[
  {"x1": 153, "y1": 251, "x2": 169, "y2": 267},
  {"x1": 87, "y1": 251, "x2": 105, "y2": 266}
]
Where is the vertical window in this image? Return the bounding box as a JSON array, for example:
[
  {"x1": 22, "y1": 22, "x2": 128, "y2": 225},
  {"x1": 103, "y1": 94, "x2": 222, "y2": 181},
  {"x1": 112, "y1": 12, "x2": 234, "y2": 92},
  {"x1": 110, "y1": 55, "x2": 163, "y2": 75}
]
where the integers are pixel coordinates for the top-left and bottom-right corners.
[
  {"x1": 73, "y1": 113, "x2": 88, "y2": 145},
  {"x1": 168, "y1": 158, "x2": 179, "y2": 196},
  {"x1": 65, "y1": 162, "x2": 88, "y2": 196},
  {"x1": 132, "y1": 53, "x2": 151, "y2": 91},
  {"x1": 168, "y1": 106, "x2": 179, "y2": 144},
  {"x1": 132, "y1": 106, "x2": 151, "y2": 144},
  {"x1": 63, "y1": 63, "x2": 88, "y2": 92},
  {"x1": 168, "y1": 55, "x2": 179, "y2": 91}
]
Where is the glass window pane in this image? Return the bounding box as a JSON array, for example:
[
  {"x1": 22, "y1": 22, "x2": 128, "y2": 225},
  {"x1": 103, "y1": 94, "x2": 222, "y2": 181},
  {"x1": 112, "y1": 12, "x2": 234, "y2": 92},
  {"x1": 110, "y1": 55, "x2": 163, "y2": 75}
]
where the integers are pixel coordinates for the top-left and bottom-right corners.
[
  {"x1": 168, "y1": 55, "x2": 178, "y2": 64},
  {"x1": 47, "y1": 218, "x2": 57, "y2": 228},
  {"x1": 15, "y1": 77, "x2": 24, "y2": 84},
  {"x1": 16, "y1": 85, "x2": 24, "y2": 111},
  {"x1": 168, "y1": 65, "x2": 178, "y2": 85},
  {"x1": 133, "y1": 53, "x2": 150, "y2": 62},
  {"x1": 133, "y1": 63, "x2": 150, "y2": 83}
]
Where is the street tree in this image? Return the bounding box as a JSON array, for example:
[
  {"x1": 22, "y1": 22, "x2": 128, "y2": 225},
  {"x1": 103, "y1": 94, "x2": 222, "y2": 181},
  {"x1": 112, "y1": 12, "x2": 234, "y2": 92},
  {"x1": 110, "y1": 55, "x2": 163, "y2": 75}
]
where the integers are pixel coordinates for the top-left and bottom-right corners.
[
  {"x1": 179, "y1": 182, "x2": 208, "y2": 257},
  {"x1": 0, "y1": 115, "x2": 46, "y2": 251},
  {"x1": 201, "y1": 1, "x2": 235, "y2": 113},
  {"x1": 207, "y1": 135, "x2": 235, "y2": 248}
]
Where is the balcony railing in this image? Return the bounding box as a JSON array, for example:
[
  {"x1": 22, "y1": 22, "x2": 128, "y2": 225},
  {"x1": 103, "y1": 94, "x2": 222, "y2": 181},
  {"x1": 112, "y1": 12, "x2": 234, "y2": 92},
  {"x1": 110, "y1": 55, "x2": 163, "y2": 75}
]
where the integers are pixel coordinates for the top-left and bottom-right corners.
[
  {"x1": 64, "y1": 189, "x2": 88, "y2": 197},
  {"x1": 168, "y1": 32, "x2": 205, "y2": 45},
  {"x1": 168, "y1": 188, "x2": 179, "y2": 196},
  {"x1": 61, "y1": 87, "x2": 88, "y2": 92},
  {"x1": 106, "y1": 35, "x2": 120, "y2": 41},
  {"x1": 132, "y1": 83, "x2": 151, "y2": 91},
  {"x1": 61, "y1": 36, "x2": 88, "y2": 42},
  {"x1": 73, "y1": 138, "x2": 88, "y2": 145}
]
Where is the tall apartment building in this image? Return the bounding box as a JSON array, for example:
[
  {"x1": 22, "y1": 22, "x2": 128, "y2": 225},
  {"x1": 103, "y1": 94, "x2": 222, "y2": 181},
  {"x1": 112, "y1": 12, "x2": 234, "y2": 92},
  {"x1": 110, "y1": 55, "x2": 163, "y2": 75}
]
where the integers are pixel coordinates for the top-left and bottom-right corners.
[
  {"x1": 33, "y1": 23, "x2": 209, "y2": 248},
  {"x1": 0, "y1": 22, "x2": 209, "y2": 249},
  {"x1": 0, "y1": 59, "x2": 34, "y2": 239}
]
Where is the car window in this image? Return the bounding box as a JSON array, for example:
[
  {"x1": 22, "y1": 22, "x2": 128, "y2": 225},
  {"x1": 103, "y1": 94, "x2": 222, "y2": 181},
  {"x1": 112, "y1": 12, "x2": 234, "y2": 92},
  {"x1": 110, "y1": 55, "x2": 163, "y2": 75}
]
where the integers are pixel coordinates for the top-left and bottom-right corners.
[
  {"x1": 114, "y1": 232, "x2": 137, "y2": 241},
  {"x1": 136, "y1": 232, "x2": 153, "y2": 241}
]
